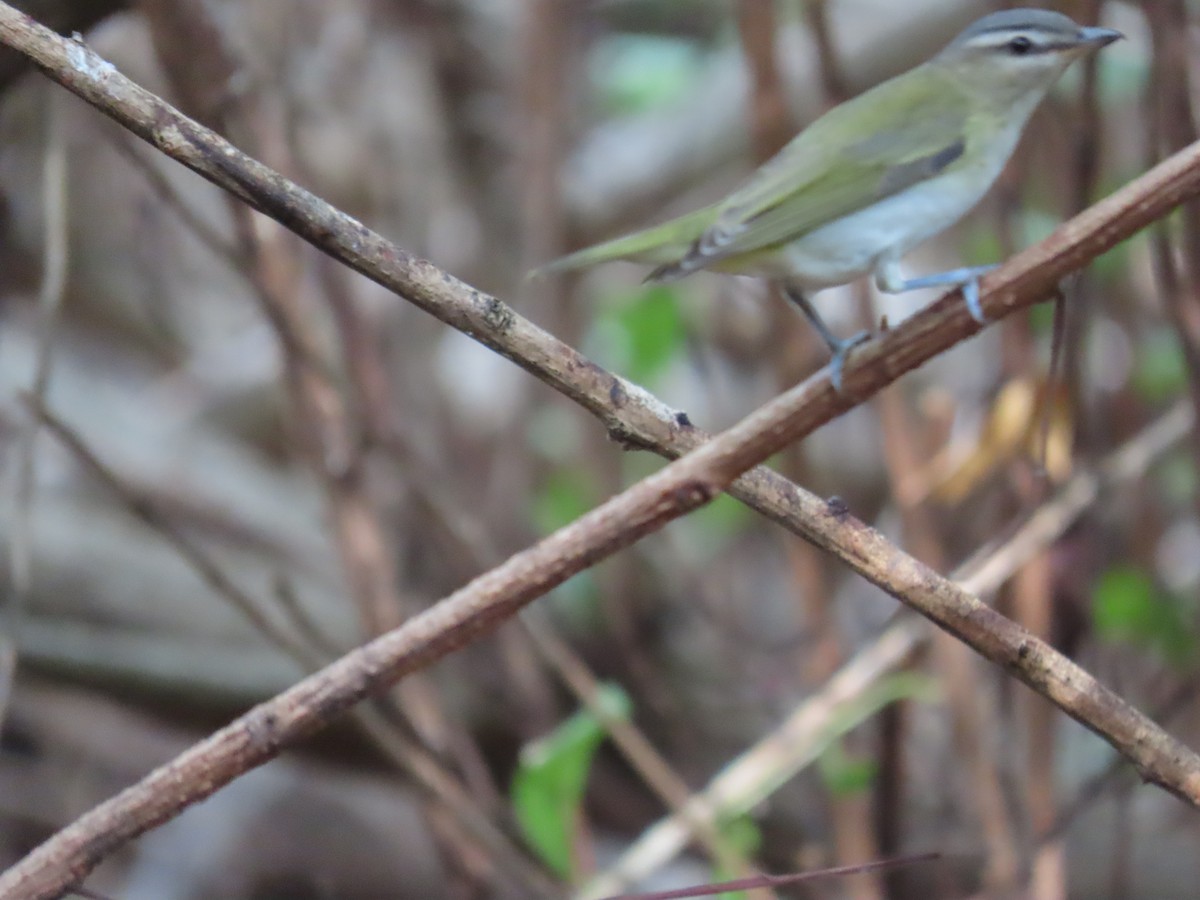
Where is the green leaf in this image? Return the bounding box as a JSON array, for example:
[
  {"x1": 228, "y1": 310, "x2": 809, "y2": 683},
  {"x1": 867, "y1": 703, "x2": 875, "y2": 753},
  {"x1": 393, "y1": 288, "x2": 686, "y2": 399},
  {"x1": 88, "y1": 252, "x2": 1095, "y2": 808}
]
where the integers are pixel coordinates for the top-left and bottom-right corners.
[
  {"x1": 600, "y1": 284, "x2": 688, "y2": 384},
  {"x1": 1097, "y1": 51, "x2": 1150, "y2": 104},
  {"x1": 1156, "y1": 452, "x2": 1198, "y2": 507},
  {"x1": 1027, "y1": 300, "x2": 1057, "y2": 335},
  {"x1": 818, "y1": 740, "x2": 878, "y2": 796},
  {"x1": 818, "y1": 672, "x2": 940, "y2": 740},
  {"x1": 532, "y1": 469, "x2": 598, "y2": 534},
  {"x1": 691, "y1": 492, "x2": 753, "y2": 542},
  {"x1": 808, "y1": 673, "x2": 937, "y2": 795},
  {"x1": 709, "y1": 816, "x2": 762, "y2": 900},
  {"x1": 591, "y1": 35, "x2": 704, "y2": 115},
  {"x1": 716, "y1": 814, "x2": 762, "y2": 857},
  {"x1": 705, "y1": 816, "x2": 763, "y2": 900},
  {"x1": 511, "y1": 685, "x2": 633, "y2": 880},
  {"x1": 1134, "y1": 329, "x2": 1189, "y2": 404},
  {"x1": 1093, "y1": 566, "x2": 1195, "y2": 667}
]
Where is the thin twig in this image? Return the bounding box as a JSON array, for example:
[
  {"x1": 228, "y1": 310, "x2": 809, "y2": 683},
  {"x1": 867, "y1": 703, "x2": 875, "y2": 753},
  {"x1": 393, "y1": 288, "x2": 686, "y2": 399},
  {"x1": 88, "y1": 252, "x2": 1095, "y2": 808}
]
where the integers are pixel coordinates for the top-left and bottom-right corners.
[
  {"x1": 797, "y1": 8, "x2": 889, "y2": 895},
  {"x1": 31, "y1": 400, "x2": 559, "y2": 898},
  {"x1": 0, "y1": 5, "x2": 1189, "y2": 562},
  {"x1": 137, "y1": 3, "x2": 508, "y2": 869},
  {"x1": 105, "y1": 128, "x2": 246, "y2": 271},
  {"x1": 30, "y1": 400, "x2": 317, "y2": 664},
  {"x1": 1040, "y1": 673, "x2": 1200, "y2": 847},
  {"x1": 382, "y1": 420, "x2": 758, "y2": 878},
  {"x1": 582, "y1": 398, "x2": 1194, "y2": 896},
  {"x1": 580, "y1": 621, "x2": 927, "y2": 900},
  {"x1": 875, "y1": 381, "x2": 1021, "y2": 890},
  {"x1": 522, "y1": 615, "x2": 754, "y2": 880},
  {"x1": 1020, "y1": 11, "x2": 1107, "y2": 886},
  {"x1": 3, "y1": 9, "x2": 1200, "y2": 898},
  {"x1": 597, "y1": 851, "x2": 940, "y2": 900},
  {"x1": 804, "y1": 0, "x2": 849, "y2": 104},
  {"x1": 3, "y1": 85, "x2": 69, "y2": 729},
  {"x1": 735, "y1": 0, "x2": 792, "y2": 159},
  {"x1": 1, "y1": 7, "x2": 1193, "y2": 440},
  {"x1": 1144, "y1": 0, "x2": 1200, "y2": 490}
]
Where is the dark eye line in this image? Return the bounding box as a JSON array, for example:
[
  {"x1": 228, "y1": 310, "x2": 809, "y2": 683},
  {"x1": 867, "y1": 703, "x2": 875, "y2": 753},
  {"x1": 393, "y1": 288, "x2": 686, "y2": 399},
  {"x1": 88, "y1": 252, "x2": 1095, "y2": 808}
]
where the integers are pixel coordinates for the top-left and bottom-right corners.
[{"x1": 968, "y1": 31, "x2": 1069, "y2": 54}]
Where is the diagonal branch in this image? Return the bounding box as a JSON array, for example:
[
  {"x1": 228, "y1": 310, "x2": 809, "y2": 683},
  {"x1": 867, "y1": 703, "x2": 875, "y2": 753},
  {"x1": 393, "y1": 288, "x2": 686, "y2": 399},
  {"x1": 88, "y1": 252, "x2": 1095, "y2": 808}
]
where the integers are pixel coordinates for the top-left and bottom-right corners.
[
  {"x1": 584, "y1": 399, "x2": 1196, "y2": 897},
  {"x1": 0, "y1": 0, "x2": 125, "y2": 93},
  {"x1": 6, "y1": 306, "x2": 1197, "y2": 900},
  {"x1": 0, "y1": 4, "x2": 1194, "y2": 439},
  {"x1": 0, "y1": 2, "x2": 1195, "y2": 541},
  {"x1": 3, "y1": 5, "x2": 1200, "y2": 898}
]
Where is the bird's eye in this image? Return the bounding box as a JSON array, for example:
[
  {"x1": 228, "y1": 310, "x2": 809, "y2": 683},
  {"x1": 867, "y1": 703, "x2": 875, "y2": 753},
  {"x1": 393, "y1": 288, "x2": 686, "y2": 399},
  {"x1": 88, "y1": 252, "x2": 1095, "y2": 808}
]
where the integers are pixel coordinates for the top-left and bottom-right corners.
[{"x1": 1007, "y1": 36, "x2": 1033, "y2": 55}]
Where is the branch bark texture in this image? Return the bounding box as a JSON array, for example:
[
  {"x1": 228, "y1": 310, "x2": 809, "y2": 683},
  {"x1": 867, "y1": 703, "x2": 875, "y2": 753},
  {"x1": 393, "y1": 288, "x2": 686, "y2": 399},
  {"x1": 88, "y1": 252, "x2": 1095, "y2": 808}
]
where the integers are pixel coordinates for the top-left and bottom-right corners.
[
  {"x1": 0, "y1": 0, "x2": 124, "y2": 92},
  {"x1": 2, "y1": 5, "x2": 1200, "y2": 898}
]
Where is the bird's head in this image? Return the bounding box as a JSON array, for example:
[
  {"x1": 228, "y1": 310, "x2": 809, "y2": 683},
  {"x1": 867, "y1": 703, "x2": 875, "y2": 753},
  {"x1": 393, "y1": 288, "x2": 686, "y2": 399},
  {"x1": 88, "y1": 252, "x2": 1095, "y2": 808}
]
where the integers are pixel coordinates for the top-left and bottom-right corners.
[{"x1": 933, "y1": 9, "x2": 1122, "y2": 109}]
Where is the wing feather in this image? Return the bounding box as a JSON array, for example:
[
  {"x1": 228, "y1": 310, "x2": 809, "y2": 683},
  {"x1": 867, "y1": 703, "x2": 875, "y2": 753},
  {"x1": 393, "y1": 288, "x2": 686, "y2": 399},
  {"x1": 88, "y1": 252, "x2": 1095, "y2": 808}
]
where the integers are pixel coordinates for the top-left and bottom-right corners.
[{"x1": 659, "y1": 69, "x2": 972, "y2": 279}]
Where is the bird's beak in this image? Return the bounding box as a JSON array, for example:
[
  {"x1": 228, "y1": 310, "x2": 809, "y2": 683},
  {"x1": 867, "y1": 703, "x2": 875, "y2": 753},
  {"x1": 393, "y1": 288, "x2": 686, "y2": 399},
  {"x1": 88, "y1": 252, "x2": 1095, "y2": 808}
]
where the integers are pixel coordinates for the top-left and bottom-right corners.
[{"x1": 1077, "y1": 26, "x2": 1124, "y2": 49}]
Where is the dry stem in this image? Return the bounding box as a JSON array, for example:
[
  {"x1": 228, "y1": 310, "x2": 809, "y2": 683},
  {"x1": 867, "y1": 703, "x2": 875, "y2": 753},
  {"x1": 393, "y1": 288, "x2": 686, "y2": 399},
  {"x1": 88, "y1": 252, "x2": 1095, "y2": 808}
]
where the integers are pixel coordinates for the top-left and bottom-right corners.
[{"x1": 3, "y1": 6, "x2": 1200, "y2": 898}]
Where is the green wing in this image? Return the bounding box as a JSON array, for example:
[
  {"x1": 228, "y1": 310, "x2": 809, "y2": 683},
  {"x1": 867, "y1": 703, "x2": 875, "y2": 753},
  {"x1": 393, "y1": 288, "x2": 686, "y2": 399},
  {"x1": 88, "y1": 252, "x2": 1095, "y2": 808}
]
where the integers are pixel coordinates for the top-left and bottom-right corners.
[
  {"x1": 530, "y1": 205, "x2": 718, "y2": 277},
  {"x1": 532, "y1": 66, "x2": 972, "y2": 281},
  {"x1": 658, "y1": 67, "x2": 972, "y2": 279}
]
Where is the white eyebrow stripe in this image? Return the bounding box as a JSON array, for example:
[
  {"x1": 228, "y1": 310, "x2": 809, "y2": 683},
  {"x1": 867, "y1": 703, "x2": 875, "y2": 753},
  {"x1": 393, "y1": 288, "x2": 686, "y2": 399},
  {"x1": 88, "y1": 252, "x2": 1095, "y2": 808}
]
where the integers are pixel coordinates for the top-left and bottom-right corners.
[{"x1": 964, "y1": 29, "x2": 1069, "y2": 51}]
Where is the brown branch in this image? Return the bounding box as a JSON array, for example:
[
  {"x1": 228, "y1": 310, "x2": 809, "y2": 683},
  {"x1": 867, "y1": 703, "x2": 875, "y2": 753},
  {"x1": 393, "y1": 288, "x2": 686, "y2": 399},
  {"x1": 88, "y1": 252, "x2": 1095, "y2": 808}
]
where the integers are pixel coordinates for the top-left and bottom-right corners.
[
  {"x1": 0, "y1": 268, "x2": 1196, "y2": 900},
  {"x1": 30, "y1": 401, "x2": 561, "y2": 899},
  {"x1": 30, "y1": 399, "x2": 311, "y2": 661},
  {"x1": 0, "y1": 356, "x2": 869, "y2": 898},
  {"x1": 3, "y1": 84, "x2": 68, "y2": 731},
  {"x1": 734, "y1": 0, "x2": 792, "y2": 160},
  {"x1": 3, "y1": 6, "x2": 1200, "y2": 897},
  {"x1": 1144, "y1": 0, "x2": 1200, "y2": 485},
  {"x1": 0, "y1": 5, "x2": 1191, "y2": 443},
  {"x1": 387, "y1": 424, "x2": 755, "y2": 878},
  {"x1": 586, "y1": 398, "x2": 1194, "y2": 895},
  {"x1": 0, "y1": 0, "x2": 124, "y2": 93},
  {"x1": 791, "y1": 9, "x2": 886, "y2": 896},
  {"x1": 135, "y1": 1, "x2": 514, "y2": 884},
  {"x1": 596, "y1": 851, "x2": 939, "y2": 900},
  {"x1": 875, "y1": 386, "x2": 1021, "y2": 890}
]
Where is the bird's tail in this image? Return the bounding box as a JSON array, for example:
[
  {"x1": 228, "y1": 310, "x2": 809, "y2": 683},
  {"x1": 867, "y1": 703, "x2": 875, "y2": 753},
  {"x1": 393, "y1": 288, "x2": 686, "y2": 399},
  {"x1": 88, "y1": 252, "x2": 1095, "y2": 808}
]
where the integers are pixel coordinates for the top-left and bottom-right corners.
[{"x1": 530, "y1": 206, "x2": 714, "y2": 279}]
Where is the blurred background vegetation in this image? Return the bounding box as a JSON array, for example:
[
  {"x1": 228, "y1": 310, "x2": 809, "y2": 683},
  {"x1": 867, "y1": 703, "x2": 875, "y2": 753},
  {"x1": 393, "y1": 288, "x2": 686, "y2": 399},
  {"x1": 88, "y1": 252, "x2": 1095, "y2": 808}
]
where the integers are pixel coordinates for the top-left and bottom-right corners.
[{"x1": 1, "y1": 1, "x2": 1199, "y2": 897}]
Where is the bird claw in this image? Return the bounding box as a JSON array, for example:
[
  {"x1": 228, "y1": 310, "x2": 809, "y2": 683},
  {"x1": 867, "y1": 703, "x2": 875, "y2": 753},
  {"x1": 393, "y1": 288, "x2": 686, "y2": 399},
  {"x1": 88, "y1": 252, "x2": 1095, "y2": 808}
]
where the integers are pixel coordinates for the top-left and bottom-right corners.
[
  {"x1": 884, "y1": 264, "x2": 997, "y2": 325},
  {"x1": 829, "y1": 330, "x2": 871, "y2": 393},
  {"x1": 964, "y1": 277, "x2": 988, "y2": 325}
]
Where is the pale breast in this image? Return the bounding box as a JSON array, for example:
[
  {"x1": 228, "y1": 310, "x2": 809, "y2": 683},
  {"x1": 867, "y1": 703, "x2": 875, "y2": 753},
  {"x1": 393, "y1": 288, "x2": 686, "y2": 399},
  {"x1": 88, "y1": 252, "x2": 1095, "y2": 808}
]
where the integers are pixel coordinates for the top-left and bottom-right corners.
[{"x1": 773, "y1": 131, "x2": 1020, "y2": 291}]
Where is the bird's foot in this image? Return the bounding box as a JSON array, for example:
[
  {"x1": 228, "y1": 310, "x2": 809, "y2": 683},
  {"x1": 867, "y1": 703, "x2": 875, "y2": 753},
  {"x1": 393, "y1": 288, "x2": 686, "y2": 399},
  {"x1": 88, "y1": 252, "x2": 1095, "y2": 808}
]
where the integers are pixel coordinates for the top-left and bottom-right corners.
[
  {"x1": 884, "y1": 264, "x2": 998, "y2": 324},
  {"x1": 828, "y1": 330, "x2": 871, "y2": 393},
  {"x1": 962, "y1": 276, "x2": 987, "y2": 325}
]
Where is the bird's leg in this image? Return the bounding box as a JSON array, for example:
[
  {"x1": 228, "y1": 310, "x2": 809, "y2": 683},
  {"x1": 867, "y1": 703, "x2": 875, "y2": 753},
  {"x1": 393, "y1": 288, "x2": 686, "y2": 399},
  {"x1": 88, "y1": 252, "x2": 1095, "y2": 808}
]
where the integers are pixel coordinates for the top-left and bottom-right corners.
[
  {"x1": 782, "y1": 284, "x2": 869, "y2": 392},
  {"x1": 875, "y1": 259, "x2": 998, "y2": 324}
]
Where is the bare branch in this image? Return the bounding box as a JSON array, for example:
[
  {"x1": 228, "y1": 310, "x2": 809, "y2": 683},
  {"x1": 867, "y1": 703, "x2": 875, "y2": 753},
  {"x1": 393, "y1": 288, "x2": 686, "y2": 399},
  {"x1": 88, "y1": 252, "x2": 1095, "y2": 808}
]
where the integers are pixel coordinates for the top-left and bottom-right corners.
[
  {"x1": 584, "y1": 398, "x2": 1195, "y2": 897},
  {"x1": 3, "y1": 83, "x2": 68, "y2": 730},
  {"x1": 3, "y1": 6, "x2": 1200, "y2": 898},
  {"x1": 1, "y1": 3, "x2": 1197, "y2": 436},
  {"x1": 29, "y1": 402, "x2": 561, "y2": 899},
  {"x1": 0, "y1": 0, "x2": 124, "y2": 93}
]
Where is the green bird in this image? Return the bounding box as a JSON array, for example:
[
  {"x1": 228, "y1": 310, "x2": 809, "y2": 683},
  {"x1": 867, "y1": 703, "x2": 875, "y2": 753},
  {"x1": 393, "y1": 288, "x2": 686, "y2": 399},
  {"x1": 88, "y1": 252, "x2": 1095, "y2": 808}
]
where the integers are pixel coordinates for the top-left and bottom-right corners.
[{"x1": 536, "y1": 9, "x2": 1122, "y2": 389}]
